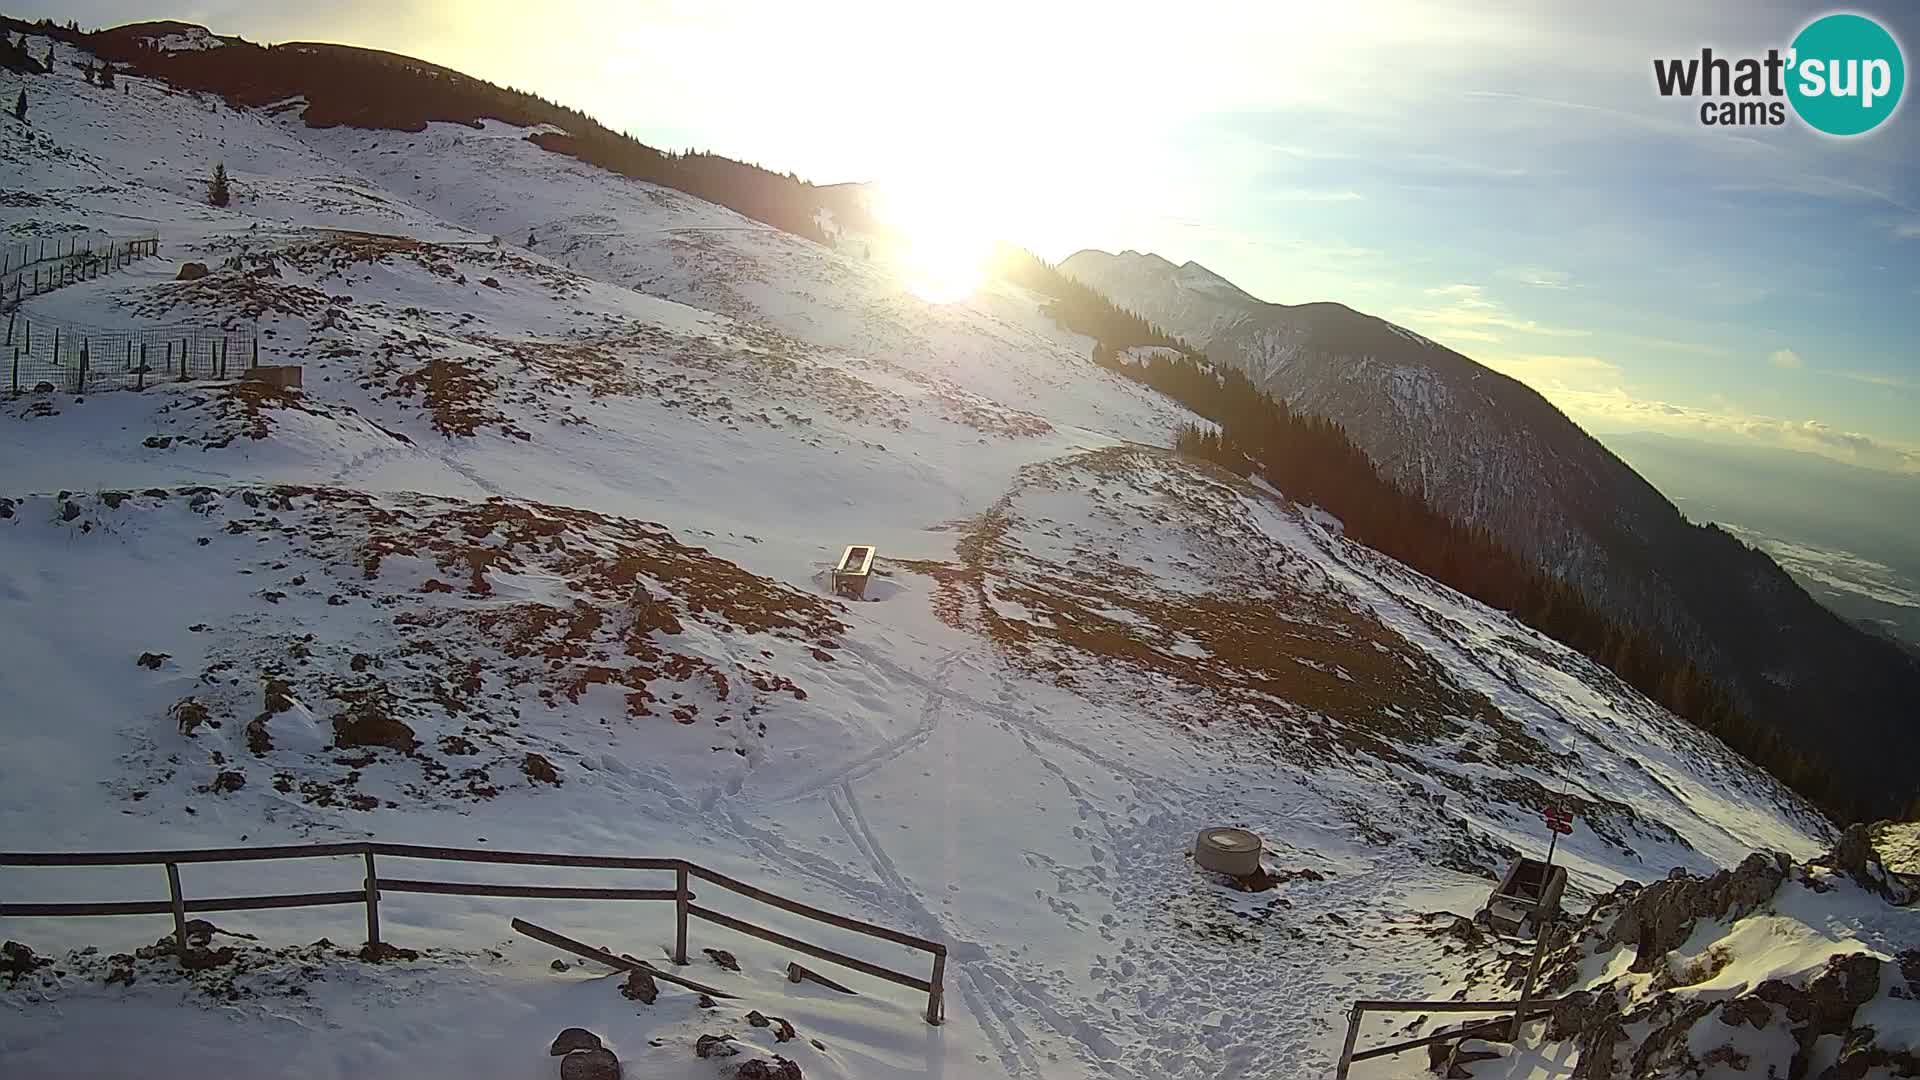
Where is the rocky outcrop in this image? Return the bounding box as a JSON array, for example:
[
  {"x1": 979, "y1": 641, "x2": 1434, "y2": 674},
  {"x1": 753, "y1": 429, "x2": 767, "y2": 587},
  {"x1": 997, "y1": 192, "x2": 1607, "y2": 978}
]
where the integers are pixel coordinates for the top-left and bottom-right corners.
[
  {"x1": 1597, "y1": 852, "x2": 1790, "y2": 972},
  {"x1": 1818, "y1": 823, "x2": 1914, "y2": 904},
  {"x1": 1498, "y1": 844, "x2": 1919, "y2": 1080}
]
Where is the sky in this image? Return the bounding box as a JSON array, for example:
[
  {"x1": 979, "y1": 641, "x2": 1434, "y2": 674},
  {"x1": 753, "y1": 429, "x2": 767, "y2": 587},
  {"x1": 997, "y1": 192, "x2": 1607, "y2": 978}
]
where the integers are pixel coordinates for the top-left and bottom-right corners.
[{"x1": 24, "y1": 0, "x2": 1920, "y2": 473}]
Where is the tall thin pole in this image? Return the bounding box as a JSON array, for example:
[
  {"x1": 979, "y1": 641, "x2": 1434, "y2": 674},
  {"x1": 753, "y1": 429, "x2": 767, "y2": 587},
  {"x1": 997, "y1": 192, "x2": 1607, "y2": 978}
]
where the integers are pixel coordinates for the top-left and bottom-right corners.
[{"x1": 1510, "y1": 824, "x2": 1561, "y2": 1041}]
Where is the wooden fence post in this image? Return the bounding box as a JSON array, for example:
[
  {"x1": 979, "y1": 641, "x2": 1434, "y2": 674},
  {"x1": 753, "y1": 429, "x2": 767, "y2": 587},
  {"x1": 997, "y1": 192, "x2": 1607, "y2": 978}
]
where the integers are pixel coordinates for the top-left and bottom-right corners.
[
  {"x1": 165, "y1": 862, "x2": 190, "y2": 963},
  {"x1": 674, "y1": 863, "x2": 690, "y2": 965},
  {"x1": 363, "y1": 850, "x2": 381, "y2": 948},
  {"x1": 1335, "y1": 1004, "x2": 1364, "y2": 1080},
  {"x1": 11, "y1": 349, "x2": 18, "y2": 396},
  {"x1": 926, "y1": 950, "x2": 946, "y2": 1025}
]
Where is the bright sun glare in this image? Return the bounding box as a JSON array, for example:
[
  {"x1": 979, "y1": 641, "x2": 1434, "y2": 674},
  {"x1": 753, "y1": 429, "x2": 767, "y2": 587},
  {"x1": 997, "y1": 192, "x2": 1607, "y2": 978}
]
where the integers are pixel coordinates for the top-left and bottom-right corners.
[{"x1": 872, "y1": 182, "x2": 998, "y2": 304}]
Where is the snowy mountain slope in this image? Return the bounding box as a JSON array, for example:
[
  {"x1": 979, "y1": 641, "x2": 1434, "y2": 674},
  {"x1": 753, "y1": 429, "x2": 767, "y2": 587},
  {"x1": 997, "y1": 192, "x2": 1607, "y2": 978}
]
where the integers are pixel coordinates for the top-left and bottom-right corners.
[
  {"x1": 1060, "y1": 249, "x2": 1920, "y2": 817},
  {"x1": 0, "y1": 27, "x2": 1852, "y2": 1080}
]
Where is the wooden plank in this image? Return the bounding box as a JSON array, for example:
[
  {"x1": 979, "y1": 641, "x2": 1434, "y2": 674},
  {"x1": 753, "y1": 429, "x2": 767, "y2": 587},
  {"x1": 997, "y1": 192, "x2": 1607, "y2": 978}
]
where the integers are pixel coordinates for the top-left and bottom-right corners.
[
  {"x1": 510, "y1": 918, "x2": 736, "y2": 999},
  {"x1": 363, "y1": 852, "x2": 381, "y2": 947},
  {"x1": 186, "y1": 891, "x2": 367, "y2": 913},
  {"x1": 1349, "y1": 1011, "x2": 1552, "y2": 1064},
  {"x1": 926, "y1": 951, "x2": 946, "y2": 1025},
  {"x1": 377, "y1": 878, "x2": 679, "y2": 902},
  {"x1": 1, "y1": 898, "x2": 179, "y2": 917},
  {"x1": 687, "y1": 903, "x2": 930, "y2": 993},
  {"x1": 165, "y1": 864, "x2": 188, "y2": 961},
  {"x1": 688, "y1": 867, "x2": 943, "y2": 954},
  {"x1": 371, "y1": 844, "x2": 680, "y2": 871},
  {"x1": 1351, "y1": 999, "x2": 1559, "y2": 1013},
  {"x1": 0, "y1": 842, "x2": 371, "y2": 866},
  {"x1": 3, "y1": 890, "x2": 371, "y2": 918}
]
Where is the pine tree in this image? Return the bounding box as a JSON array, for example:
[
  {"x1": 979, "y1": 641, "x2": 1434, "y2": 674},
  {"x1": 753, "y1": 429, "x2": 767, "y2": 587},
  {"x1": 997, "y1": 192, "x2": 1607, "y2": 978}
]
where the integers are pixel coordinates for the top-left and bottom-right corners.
[
  {"x1": 208, "y1": 163, "x2": 231, "y2": 208},
  {"x1": 99, "y1": 64, "x2": 115, "y2": 90},
  {"x1": 12, "y1": 89, "x2": 25, "y2": 122}
]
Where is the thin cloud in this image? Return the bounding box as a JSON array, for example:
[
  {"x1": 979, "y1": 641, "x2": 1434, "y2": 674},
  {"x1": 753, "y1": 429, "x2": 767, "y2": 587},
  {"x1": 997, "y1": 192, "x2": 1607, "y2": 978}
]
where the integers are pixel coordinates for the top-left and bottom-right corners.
[
  {"x1": 1769, "y1": 349, "x2": 1803, "y2": 370},
  {"x1": 1542, "y1": 387, "x2": 1920, "y2": 473},
  {"x1": 1501, "y1": 267, "x2": 1573, "y2": 289},
  {"x1": 1398, "y1": 284, "x2": 1590, "y2": 345}
]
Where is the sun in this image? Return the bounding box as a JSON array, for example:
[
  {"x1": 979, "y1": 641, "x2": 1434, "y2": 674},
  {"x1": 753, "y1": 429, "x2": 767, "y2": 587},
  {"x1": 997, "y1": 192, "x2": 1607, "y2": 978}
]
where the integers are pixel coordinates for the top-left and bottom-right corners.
[{"x1": 871, "y1": 180, "x2": 997, "y2": 304}]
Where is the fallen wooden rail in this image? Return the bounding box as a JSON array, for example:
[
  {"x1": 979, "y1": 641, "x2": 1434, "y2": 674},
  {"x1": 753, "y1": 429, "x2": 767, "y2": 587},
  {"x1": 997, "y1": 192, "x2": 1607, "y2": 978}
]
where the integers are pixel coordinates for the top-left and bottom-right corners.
[
  {"x1": 0, "y1": 842, "x2": 946, "y2": 1025},
  {"x1": 1335, "y1": 998, "x2": 1566, "y2": 1078},
  {"x1": 511, "y1": 917, "x2": 735, "y2": 999}
]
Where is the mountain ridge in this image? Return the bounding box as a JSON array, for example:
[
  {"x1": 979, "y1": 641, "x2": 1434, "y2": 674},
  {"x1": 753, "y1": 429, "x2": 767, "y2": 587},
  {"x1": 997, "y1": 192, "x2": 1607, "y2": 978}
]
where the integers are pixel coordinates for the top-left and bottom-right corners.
[{"x1": 1062, "y1": 247, "x2": 1920, "y2": 817}]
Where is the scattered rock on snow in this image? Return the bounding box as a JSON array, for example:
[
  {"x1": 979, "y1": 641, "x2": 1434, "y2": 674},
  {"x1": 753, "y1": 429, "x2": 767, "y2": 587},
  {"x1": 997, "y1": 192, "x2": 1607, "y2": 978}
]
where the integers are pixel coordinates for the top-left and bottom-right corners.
[
  {"x1": 703, "y1": 948, "x2": 739, "y2": 972},
  {"x1": 619, "y1": 968, "x2": 657, "y2": 1003},
  {"x1": 358, "y1": 941, "x2": 418, "y2": 964},
  {"x1": 695, "y1": 1034, "x2": 739, "y2": 1059},
  {"x1": 176, "y1": 262, "x2": 209, "y2": 280},
  {"x1": 551, "y1": 959, "x2": 570, "y2": 972},
  {"x1": 2, "y1": 941, "x2": 51, "y2": 984},
  {"x1": 549, "y1": 1028, "x2": 602, "y2": 1056},
  {"x1": 735, "y1": 1057, "x2": 802, "y2": 1080},
  {"x1": 171, "y1": 697, "x2": 210, "y2": 735},
  {"x1": 559, "y1": 1047, "x2": 620, "y2": 1080},
  {"x1": 137, "y1": 651, "x2": 170, "y2": 670},
  {"x1": 522, "y1": 752, "x2": 561, "y2": 785}
]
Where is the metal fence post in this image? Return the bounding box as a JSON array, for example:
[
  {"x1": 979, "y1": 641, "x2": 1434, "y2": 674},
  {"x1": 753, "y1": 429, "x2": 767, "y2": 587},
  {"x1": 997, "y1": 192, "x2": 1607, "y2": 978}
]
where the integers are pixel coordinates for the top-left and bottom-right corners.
[
  {"x1": 165, "y1": 862, "x2": 190, "y2": 963},
  {"x1": 926, "y1": 950, "x2": 946, "y2": 1025},
  {"x1": 11, "y1": 349, "x2": 17, "y2": 396},
  {"x1": 673, "y1": 862, "x2": 690, "y2": 965},
  {"x1": 363, "y1": 850, "x2": 381, "y2": 948}
]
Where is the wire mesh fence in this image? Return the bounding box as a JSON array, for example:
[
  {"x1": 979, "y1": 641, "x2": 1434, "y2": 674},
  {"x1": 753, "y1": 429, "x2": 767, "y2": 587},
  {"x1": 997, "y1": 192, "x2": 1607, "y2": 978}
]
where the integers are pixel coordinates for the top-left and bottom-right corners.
[
  {"x1": 1, "y1": 234, "x2": 161, "y2": 306},
  {"x1": 3, "y1": 312, "x2": 258, "y2": 396}
]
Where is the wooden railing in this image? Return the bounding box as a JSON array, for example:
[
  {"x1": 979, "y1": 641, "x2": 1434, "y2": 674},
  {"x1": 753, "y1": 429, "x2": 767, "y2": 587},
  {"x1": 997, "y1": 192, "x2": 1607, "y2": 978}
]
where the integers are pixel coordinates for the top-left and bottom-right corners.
[
  {"x1": 0, "y1": 841, "x2": 945, "y2": 1024},
  {"x1": 1333, "y1": 998, "x2": 1561, "y2": 1078}
]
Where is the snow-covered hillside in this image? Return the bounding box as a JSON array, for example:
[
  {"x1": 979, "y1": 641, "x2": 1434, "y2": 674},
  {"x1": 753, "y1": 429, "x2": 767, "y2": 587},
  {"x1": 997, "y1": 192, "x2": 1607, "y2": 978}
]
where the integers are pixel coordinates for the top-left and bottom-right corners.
[
  {"x1": 1060, "y1": 249, "x2": 1920, "y2": 820},
  {"x1": 0, "y1": 29, "x2": 1875, "y2": 1080}
]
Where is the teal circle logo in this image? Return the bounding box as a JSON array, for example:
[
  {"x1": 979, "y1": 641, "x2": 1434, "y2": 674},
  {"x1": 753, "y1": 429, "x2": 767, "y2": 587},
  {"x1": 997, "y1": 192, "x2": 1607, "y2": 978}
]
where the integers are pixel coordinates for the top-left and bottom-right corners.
[{"x1": 1788, "y1": 13, "x2": 1905, "y2": 136}]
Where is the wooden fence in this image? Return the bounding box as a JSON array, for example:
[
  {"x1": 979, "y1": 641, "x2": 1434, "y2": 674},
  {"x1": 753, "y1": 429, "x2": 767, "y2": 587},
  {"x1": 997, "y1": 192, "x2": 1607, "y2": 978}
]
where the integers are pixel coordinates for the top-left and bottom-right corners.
[
  {"x1": 1333, "y1": 998, "x2": 1563, "y2": 1077},
  {"x1": 0, "y1": 841, "x2": 946, "y2": 1025}
]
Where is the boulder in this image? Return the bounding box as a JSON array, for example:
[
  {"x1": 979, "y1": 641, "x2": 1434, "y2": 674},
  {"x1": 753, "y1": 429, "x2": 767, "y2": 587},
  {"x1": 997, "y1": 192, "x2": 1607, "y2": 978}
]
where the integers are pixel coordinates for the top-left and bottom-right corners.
[
  {"x1": 695, "y1": 1034, "x2": 739, "y2": 1059},
  {"x1": 559, "y1": 1048, "x2": 620, "y2": 1080},
  {"x1": 619, "y1": 968, "x2": 657, "y2": 1004},
  {"x1": 2, "y1": 941, "x2": 51, "y2": 983},
  {"x1": 736, "y1": 1058, "x2": 803, "y2": 1080},
  {"x1": 549, "y1": 1028, "x2": 602, "y2": 1056},
  {"x1": 523, "y1": 753, "x2": 561, "y2": 785},
  {"x1": 176, "y1": 262, "x2": 209, "y2": 280}
]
